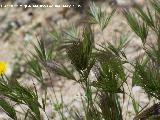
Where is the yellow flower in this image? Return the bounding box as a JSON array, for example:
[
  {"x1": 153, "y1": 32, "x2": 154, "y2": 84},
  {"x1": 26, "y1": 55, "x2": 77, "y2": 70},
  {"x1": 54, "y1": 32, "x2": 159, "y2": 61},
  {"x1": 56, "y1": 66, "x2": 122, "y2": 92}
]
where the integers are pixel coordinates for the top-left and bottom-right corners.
[{"x1": 0, "y1": 61, "x2": 7, "y2": 75}]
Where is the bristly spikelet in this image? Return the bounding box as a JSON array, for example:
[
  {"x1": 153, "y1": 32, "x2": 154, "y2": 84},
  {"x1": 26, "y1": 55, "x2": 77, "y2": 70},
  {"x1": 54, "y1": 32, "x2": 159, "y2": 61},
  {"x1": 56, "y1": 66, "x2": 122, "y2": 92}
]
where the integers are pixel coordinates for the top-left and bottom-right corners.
[
  {"x1": 67, "y1": 41, "x2": 86, "y2": 70},
  {"x1": 42, "y1": 61, "x2": 61, "y2": 72},
  {"x1": 66, "y1": 25, "x2": 94, "y2": 71}
]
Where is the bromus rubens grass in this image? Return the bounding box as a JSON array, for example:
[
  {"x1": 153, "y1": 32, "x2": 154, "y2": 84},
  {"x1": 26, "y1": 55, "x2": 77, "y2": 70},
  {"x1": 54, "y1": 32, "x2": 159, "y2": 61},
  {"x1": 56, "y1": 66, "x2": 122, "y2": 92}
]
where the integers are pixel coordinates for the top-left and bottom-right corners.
[{"x1": 0, "y1": 0, "x2": 160, "y2": 120}]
